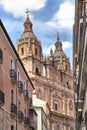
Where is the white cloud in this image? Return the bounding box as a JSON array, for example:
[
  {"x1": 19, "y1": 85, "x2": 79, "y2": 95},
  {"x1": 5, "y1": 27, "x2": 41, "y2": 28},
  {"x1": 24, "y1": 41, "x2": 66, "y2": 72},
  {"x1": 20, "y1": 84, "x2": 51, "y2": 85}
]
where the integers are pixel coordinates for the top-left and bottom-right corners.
[
  {"x1": 43, "y1": 44, "x2": 55, "y2": 56},
  {"x1": 62, "y1": 41, "x2": 72, "y2": 50},
  {"x1": 0, "y1": 0, "x2": 47, "y2": 17},
  {"x1": 43, "y1": 41, "x2": 72, "y2": 56},
  {"x1": 46, "y1": 0, "x2": 74, "y2": 29}
]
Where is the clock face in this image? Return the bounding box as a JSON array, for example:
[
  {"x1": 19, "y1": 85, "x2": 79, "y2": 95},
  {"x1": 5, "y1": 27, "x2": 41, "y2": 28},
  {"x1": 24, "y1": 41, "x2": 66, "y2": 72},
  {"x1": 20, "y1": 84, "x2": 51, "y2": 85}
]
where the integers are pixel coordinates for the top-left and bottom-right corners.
[{"x1": 69, "y1": 100, "x2": 73, "y2": 110}]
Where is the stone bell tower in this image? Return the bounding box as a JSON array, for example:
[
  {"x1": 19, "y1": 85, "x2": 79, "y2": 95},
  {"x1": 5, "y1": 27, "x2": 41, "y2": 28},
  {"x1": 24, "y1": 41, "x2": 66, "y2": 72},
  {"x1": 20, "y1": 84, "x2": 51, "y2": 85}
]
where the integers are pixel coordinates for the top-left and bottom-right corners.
[
  {"x1": 16, "y1": 12, "x2": 43, "y2": 77},
  {"x1": 53, "y1": 34, "x2": 71, "y2": 72}
]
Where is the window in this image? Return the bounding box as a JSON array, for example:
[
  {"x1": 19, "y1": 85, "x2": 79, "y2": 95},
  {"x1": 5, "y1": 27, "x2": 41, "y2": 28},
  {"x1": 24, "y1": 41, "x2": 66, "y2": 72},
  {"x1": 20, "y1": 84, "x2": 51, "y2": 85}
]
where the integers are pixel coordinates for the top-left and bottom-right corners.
[
  {"x1": 24, "y1": 81, "x2": 26, "y2": 90},
  {"x1": 54, "y1": 103, "x2": 57, "y2": 110},
  {"x1": 11, "y1": 125, "x2": 14, "y2": 130},
  {"x1": 36, "y1": 68, "x2": 39, "y2": 75},
  {"x1": 21, "y1": 48, "x2": 24, "y2": 55},
  {"x1": 17, "y1": 71, "x2": 20, "y2": 81},
  {"x1": 10, "y1": 58, "x2": 14, "y2": 70},
  {"x1": 24, "y1": 105, "x2": 26, "y2": 117},
  {"x1": 11, "y1": 90, "x2": 14, "y2": 103},
  {"x1": 67, "y1": 82, "x2": 68, "y2": 85},
  {"x1": 0, "y1": 49, "x2": 3, "y2": 63},
  {"x1": 54, "y1": 101, "x2": 59, "y2": 110},
  {"x1": 35, "y1": 48, "x2": 38, "y2": 56}
]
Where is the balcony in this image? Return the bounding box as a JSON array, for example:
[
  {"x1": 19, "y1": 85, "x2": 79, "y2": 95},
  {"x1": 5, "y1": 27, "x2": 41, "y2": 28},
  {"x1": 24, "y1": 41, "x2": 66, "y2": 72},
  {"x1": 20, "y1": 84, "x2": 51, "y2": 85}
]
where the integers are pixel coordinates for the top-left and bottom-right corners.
[
  {"x1": 24, "y1": 117, "x2": 29, "y2": 127},
  {"x1": 10, "y1": 69, "x2": 17, "y2": 83},
  {"x1": 17, "y1": 81, "x2": 23, "y2": 93},
  {"x1": 29, "y1": 109, "x2": 37, "y2": 130},
  {"x1": 18, "y1": 111, "x2": 24, "y2": 122},
  {"x1": 11, "y1": 103, "x2": 17, "y2": 117},
  {"x1": 24, "y1": 90, "x2": 29, "y2": 100},
  {"x1": 0, "y1": 49, "x2": 3, "y2": 64},
  {"x1": 0, "y1": 90, "x2": 5, "y2": 106},
  {"x1": 29, "y1": 120, "x2": 37, "y2": 130}
]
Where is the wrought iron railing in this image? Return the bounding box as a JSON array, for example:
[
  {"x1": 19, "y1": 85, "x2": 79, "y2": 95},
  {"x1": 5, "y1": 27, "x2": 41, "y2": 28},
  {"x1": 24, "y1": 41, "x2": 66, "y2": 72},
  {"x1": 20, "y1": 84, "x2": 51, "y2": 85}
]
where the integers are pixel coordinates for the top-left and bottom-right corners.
[
  {"x1": 18, "y1": 111, "x2": 24, "y2": 121},
  {"x1": 24, "y1": 90, "x2": 29, "y2": 100},
  {"x1": 11, "y1": 103, "x2": 17, "y2": 116},
  {"x1": 24, "y1": 117, "x2": 29, "y2": 127},
  {"x1": 10, "y1": 69, "x2": 17, "y2": 82},
  {"x1": 17, "y1": 81, "x2": 23, "y2": 92}
]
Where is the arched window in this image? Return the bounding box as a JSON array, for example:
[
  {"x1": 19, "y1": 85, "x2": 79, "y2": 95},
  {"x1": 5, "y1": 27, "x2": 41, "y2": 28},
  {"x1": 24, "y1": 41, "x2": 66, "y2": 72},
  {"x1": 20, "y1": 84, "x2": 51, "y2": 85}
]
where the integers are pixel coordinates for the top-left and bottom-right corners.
[
  {"x1": 17, "y1": 71, "x2": 20, "y2": 81},
  {"x1": 10, "y1": 58, "x2": 14, "y2": 69},
  {"x1": 54, "y1": 101, "x2": 59, "y2": 111},
  {"x1": 36, "y1": 68, "x2": 40, "y2": 75},
  {"x1": 24, "y1": 81, "x2": 26, "y2": 90},
  {"x1": 21, "y1": 47, "x2": 24, "y2": 55},
  {"x1": 11, "y1": 89, "x2": 14, "y2": 103}
]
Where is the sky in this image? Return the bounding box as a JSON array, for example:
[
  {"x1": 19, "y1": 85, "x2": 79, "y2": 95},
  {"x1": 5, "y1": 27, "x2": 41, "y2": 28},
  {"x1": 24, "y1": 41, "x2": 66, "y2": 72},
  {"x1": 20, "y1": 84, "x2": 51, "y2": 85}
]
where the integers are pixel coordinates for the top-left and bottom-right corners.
[{"x1": 0, "y1": 0, "x2": 75, "y2": 66}]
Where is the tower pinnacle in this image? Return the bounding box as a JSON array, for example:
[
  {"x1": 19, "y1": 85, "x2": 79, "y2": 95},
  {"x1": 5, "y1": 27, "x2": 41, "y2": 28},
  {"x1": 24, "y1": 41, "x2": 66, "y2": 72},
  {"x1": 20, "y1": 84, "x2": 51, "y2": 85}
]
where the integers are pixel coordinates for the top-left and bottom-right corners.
[
  {"x1": 25, "y1": 9, "x2": 30, "y2": 21},
  {"x1": 24, "y1": 9, "x2": 32, "y2": 32},
  {"x1": 57, "y1": 32, "x2": 60, "y2": 41}
]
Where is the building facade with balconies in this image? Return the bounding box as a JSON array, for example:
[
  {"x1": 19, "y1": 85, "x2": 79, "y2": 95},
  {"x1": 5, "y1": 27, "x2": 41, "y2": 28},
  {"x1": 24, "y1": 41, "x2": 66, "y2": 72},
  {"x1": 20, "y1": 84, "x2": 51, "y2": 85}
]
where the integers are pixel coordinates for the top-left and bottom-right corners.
[
  {"x1": 32, "y1": 90, "x2": 51, "y2": 130},
  {"x1": 0, "y1": 19, "x2": 37, "y2": 130},
  {"x1": 73, "y1": 0, "x2": 87, "y2": 129},
  {"x1": 16, "y1": 13, "x2": 75, "y2": 130}
]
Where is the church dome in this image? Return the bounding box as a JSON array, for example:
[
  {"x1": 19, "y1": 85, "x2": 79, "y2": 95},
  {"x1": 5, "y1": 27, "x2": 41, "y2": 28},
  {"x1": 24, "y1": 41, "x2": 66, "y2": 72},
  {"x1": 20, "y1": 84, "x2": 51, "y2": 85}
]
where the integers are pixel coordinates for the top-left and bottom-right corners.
[
  {"x1": 20, "y1": 31, "x2": 36, "y2": 40},
  {"x1": 17, "y1": 11, "x2": 41, "y2": 46},
  {"x1": 53, "y1": 36, "x2": 66, "y2": 61}
]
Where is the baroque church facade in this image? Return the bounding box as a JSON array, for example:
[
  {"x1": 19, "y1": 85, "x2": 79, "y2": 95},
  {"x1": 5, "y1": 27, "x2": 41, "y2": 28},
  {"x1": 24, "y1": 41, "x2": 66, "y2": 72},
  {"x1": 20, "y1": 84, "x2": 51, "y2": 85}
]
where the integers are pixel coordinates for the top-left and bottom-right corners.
[{"x1": 16, "y1": 13, "x2": 75, "y2": 130}]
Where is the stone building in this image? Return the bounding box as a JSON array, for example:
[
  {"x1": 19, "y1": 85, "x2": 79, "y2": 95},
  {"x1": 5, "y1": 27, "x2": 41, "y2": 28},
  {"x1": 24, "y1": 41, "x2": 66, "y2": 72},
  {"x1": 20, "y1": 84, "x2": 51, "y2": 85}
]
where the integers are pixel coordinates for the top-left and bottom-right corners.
[
  {"x1": 16, "y1": 13, "x2": 75, "y2": 130},
  {"x1": 0, "y1": 19, "x2": 37, "y2": 130},
  {"x1": 73, "y1": 0, "x2": 87, "y2": 129},
  {"x1": 32, "y1": 90, "x2": 51, "y2": 130}
]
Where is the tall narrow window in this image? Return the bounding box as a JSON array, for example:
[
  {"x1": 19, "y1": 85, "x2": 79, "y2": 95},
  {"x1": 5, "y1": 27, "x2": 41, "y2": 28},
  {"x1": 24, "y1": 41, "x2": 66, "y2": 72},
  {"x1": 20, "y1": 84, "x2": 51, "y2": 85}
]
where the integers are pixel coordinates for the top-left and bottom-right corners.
[
  {"x1": 24, "y1": 106, "x2": 26, "y2": 117},
  {"x1": 54, "y1": 101, "x2": 59, "y2": 111},
  {"x1": 36, "y1": 68, "x2": 38, "y2": 75},
  {"x1": 0, "y1": 49, "x2": 3, "y2": 63},
  {"x1": 11, "y1": 90, "x2": 14, "y2": 103},
  {"x1": 17, "y1": 71, "x2": 20, "y2": 81},
  {"x1": 21, "y1": 48, "x2": 24, "y2": 55},
  {"x1": 54, "y1": 103, "x2": 57, "y2": 110},
  {"x1": 24, "y1": 81, "x2": 26, "y2": 90},
  {"x1": 11, "y1": 125, "x2": 14, "y2": 130},
  {"x1": 10, "y1": 58, "x2": 14, "y2": 69}
]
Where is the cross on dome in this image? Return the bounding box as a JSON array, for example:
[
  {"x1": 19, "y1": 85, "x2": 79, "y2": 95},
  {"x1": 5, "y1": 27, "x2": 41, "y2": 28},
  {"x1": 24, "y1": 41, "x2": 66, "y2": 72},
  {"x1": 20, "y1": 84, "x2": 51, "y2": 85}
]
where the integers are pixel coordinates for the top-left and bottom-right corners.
[
  {"x1": 25, "y1": 9, "x2": 30, "y2": 16},
  {"x1": 57, "y1": 32, "x2": 60, "y2": 41}
]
